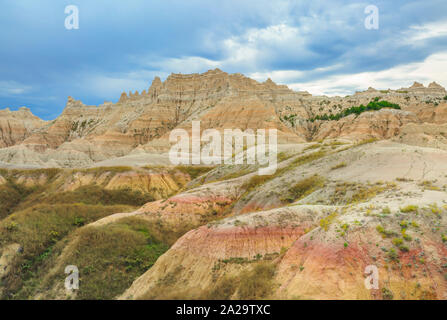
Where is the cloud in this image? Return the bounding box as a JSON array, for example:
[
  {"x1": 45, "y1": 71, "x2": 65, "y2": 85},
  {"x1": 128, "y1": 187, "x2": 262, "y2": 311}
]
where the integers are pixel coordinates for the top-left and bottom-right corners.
[
  {"x1": 0, "y1": 81, "x2": 32, "y2": 96},
  {"x1": 135, "y1": 56, "x2": 221, "y2": 75},
  {"x1": 286, "y1": 51, "x2": 447, "y2": 96},
  {"x1": 406, "y1": 21, "x2": 447, "y2": 42},
  {"x1": 1, "y1": 0, "x2": 447, "y2": 119}
]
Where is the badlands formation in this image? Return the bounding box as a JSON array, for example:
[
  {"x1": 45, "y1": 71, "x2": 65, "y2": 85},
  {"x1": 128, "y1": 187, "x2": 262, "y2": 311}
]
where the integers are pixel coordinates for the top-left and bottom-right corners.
[{"x1": 1, "y1": 69, "x2": 447, "y2": 300}]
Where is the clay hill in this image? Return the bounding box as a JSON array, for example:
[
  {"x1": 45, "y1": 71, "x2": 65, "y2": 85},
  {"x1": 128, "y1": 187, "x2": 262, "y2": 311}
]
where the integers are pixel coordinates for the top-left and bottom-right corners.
[{"x1": 1, "y1": 70, "x2": 447, "y2": 300}]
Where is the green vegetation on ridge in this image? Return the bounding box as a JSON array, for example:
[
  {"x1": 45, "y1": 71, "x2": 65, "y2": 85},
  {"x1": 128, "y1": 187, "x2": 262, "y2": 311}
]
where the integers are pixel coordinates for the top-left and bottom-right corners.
[{"x1": 309, "y1": 99, "x2": 401, "y2": 122}]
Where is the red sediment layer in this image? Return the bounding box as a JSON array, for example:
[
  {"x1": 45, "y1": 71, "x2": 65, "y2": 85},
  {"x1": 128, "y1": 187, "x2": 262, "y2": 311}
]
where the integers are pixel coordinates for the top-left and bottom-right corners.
[{"x1": 172, "y1": 225, "x2": 305, "y2": 260}]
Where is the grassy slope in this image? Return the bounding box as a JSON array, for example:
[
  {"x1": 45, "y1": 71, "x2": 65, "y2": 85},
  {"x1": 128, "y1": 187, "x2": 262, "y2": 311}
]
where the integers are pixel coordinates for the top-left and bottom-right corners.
[
  {"x1": 36, "y1": 217, "x2": 169, "y2": 300},
  {"x1": 0, "y1": 166, "x2": 211, "y2": 299}
]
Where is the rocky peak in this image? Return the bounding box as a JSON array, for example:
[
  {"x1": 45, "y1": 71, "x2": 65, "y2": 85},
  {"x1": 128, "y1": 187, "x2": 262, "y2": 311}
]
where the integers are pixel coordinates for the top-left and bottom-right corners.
[
  {"x1": 148, "y1": 76, "x2": 163, "y2": 97},
  {"x1": 151, "y1": 76, "x2": 162, "y2": 87},
  {"x1": 405, "y1": 81, "x2": 446, "y2": 94},
  {"x1": 65, "y1": 96, "x2": 85, "y2": 108},
  {"x1": 119, "y1": 92, "x2": 128, "y2": 102},
  {"x1": 264, "y1": 78, "x2": 275, "y2": 87},
  {"x1": 0, "y1": 106, "x2": 39, "y2": 119},
  {"x1": 428, "y1": 81, "x2": 443, "y2": 89},
  {"x1": 410, "y1": 81, "x2": 424, "y2": 88},
  {"x1": 0, "y1": 106, "x2": 47, "y2": 147}
]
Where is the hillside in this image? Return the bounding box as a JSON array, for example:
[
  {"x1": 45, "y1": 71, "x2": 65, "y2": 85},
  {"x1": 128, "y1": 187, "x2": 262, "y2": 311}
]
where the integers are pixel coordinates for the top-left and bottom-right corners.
[{"x1": 0, "y1": 70, "x2": 447, "y2": 300}]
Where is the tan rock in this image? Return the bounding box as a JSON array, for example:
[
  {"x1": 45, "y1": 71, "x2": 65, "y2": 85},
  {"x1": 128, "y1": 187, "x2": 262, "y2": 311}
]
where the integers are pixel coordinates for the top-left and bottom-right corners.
[
  {"x1": 0, "y1": 107, "x2": 47, "y2": 148},
  {"x1": 0, "y1": 70, "x2": 446, "y2": 168},
  {"x1": 312, "y1": 109, "x2": 419, "y2": 141}
]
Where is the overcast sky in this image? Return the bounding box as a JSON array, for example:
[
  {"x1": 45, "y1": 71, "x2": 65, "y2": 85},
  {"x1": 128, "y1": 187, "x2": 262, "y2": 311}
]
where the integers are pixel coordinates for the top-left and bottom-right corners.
[{"x1": 1, "y1": 0, "x2": 447, "y2": 119}]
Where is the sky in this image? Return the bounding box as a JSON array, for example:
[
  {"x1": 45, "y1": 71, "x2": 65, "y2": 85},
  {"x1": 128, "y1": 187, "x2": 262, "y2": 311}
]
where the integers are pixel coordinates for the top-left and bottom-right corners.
[{"x1": 1, "y1": 0, "x2": 447, "y2": 120}]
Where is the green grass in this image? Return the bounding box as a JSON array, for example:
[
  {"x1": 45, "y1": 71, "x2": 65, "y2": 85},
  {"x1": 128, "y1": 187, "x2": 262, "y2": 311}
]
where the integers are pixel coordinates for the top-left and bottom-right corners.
[
  {"x1": 289, "y1": 150, "x2": 326, "y2": 167},
  {"x1": 0, "y1": 168, "x2": 188, "y2": 299},
  {"x1": 78, "y1": 166, "x2": 133, "y2": 175},
  {"x1": 40, "y1": 185, "x2": 155, "y2": 207},
  {"x1": 0, "y1": 203, "x2": 135, "y2": 299},
  {"x1": 0, "y1": 168, "x2": 61, "y2": 181},
  {"x1": 242, "y1": 175, "x2": 273, "y2": 193},
  {"x1": 354, "y1": 138, "x2": 378, "y2": 146},
  {"x1": 303, "y1": 144, "x2": 320, "y2": 151},
  {"x1": 173, "y1": 165, "x2": 214, "y2": 180},
  {"x1": 349, "y1": 183, "x2": 395, "y2": 204},
  {"x1": 207, "y1": 262, "x2": 276, "y2": 300},
  {"x1": 238, "y1": 262, "x2": 276, "y2": 299},
  {"x1": 207, "y1": 276, "x2": 238, "y2": 300},
  {"x1": 0, "y1": 182, "x2": 40, "y2": 220},
  {"x1": 277, "y1": 152, "x2": 293, "y2": 163},
  {"x1": 319, "y1": 212, "x2": 338, "y2": 231},
  {"x1": 309, "y1": 99, "x2": 401, "y2": 122},
  {"x1": 331, "y1": 162, "x2": 347, "y2": 170},
  {"x1": 41, "y1": 217, "x2": 169, "y2": 300}
]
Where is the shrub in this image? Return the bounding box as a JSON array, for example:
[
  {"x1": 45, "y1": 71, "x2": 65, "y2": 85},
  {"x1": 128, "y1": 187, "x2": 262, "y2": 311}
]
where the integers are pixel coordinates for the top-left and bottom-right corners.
[
  {"x1": 320, "y1": 212, "x2": 338, "y2": 231},
  {"x1": 5, "y1": 221, "x2": 18, "y2": 232},
  {"x1": 400, "y1": 205, "x2": 418, "y2": 213},
  {"x1": 387, "y1": 248, "x2": 399, "y2": 261},
  {"x1": 377, "y1": 225, "x2": 397, "y2": 238},
  {"x1": 382, "y1": 287, "x2": 394, "y2": 300},
  {"x1": 392, "y1": 238, "x2": 403, "y2": 247},
  {"x1": 281, "y1": 175, "x2": 324, "y2": 203},
  {"x1": 281, "y1": 114, "x2": 297, "y2": 126},
  {"x1": 349, "y1": 183, "x2": 393, "y2": 203},
  {"x1": 402, "y1": 230, "x2": 412, "y2": 241}
]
